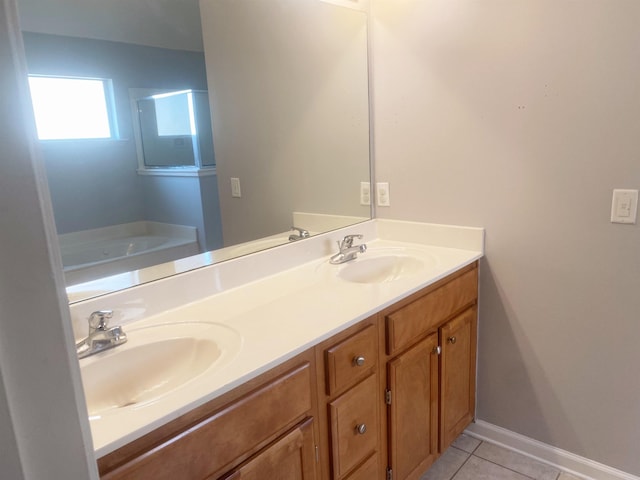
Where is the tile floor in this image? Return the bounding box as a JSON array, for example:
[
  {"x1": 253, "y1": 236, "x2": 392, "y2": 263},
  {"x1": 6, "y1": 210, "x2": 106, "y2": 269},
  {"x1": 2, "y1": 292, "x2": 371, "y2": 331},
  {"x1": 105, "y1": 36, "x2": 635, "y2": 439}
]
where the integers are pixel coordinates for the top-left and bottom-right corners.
[{"x1": 420, "y1": 434, "x2": 583, "y2": 480}]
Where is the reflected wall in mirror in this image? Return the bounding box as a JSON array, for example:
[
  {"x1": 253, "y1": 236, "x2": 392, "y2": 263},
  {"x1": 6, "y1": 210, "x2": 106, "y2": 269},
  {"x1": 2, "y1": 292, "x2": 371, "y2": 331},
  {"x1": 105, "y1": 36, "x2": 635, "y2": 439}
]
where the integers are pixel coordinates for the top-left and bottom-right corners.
[{"x1": 17, "y1": 0, "x2": 372, "y2": 302}]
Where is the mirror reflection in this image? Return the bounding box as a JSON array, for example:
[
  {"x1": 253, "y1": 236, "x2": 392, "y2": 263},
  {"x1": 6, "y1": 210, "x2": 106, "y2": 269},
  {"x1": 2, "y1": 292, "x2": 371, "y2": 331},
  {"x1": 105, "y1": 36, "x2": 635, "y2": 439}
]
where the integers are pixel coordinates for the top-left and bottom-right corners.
[
  {"x1": 136, "y1": 90, "x2": 215, "y2": 169},
  {"x1": 18, "y1": 0, "x2": 372, "y2": 302}
]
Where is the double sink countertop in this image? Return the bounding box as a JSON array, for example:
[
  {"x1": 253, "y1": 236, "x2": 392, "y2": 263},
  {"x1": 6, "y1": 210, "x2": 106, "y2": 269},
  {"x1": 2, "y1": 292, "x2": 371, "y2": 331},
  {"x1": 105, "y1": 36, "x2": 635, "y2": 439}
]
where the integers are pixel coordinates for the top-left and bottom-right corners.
[{"x1": 68, "y1": 219, "x2": 484, "y2": 458}]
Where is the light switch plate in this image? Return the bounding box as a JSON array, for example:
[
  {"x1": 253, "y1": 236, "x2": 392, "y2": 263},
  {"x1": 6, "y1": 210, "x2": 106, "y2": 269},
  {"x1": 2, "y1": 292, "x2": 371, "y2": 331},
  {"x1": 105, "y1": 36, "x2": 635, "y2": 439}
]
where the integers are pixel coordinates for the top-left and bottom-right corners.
[
  {"x1": 231, "y1": 177, "x2": 241, "y2": 198},
  {"x1": 611, "y1": 189, "x2": 638, "y2": 224}
]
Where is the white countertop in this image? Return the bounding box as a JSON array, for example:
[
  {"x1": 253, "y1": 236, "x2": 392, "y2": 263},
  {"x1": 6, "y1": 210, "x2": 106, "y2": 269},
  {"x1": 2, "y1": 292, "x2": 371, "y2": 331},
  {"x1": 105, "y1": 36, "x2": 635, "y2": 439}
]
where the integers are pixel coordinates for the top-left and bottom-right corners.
[{"x1": 71, "y1": 220, "x2": 484, "y2": 458}]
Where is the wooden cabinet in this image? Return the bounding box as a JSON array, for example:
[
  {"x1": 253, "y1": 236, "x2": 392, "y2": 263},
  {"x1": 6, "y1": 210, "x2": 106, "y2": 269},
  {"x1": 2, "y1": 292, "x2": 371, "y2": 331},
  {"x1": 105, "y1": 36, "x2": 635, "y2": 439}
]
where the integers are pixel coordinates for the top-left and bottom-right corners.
[
  {"x1": 97, "y1": 262, "x2": 478, "y2": 480},
  {"x1": 382, "y1": 263, "x2": 478, "y2": 480},
  {"x1": 220, "y1": 418, "x2": 317, "y2": 480},
  {"x1": 328, "y1": 374, "x2": 379, "y2": 477},
  {"x1": 386, "y1": 333, "x2": 439, "y2": 480},
  {"x1": 385, "y1": 266, "x2": 478, "y2": 357},
  {"x1": 440, "y1": 306, "x2": 477, "y2": 451},
  {"x1": 315, "y1": 321, "x2": 381, "y2": 480},
  {"x1": 342, "y1": 453, "x2": 378, "y2": 480},
  {"x1": 325, "y1": 324, "x2": 377, "y2": 396},
  {"x1": 98, "y1": 351, "x2": 320, "y2": 480}
]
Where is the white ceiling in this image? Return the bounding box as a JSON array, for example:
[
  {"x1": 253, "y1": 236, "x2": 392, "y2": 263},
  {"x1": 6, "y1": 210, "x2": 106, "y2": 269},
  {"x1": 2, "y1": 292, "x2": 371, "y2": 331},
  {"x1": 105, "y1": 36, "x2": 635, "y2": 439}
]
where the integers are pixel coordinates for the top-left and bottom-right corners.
[{"x1": 17, "y1": 0, "x2": 204, "y2": 52}]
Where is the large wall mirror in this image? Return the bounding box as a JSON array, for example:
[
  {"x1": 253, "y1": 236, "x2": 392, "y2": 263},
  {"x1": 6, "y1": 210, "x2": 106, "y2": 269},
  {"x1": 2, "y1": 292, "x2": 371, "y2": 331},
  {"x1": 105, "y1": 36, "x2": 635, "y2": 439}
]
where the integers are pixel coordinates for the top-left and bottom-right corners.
[{"x1": 17, "y1": 0, "x2": 372, "y2": 303}]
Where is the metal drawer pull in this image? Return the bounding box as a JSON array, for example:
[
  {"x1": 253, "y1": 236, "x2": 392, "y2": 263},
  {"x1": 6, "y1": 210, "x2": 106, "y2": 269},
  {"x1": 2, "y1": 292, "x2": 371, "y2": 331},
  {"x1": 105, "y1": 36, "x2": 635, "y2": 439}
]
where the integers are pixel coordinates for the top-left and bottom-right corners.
[
  {"x1": 353, "y1": 355, "x2": 366, "y2": 367},
  {"x1": 447, "y1": 336, "x2": 457, "y2": 344},
  {"x1": 355, "y1": 423, "x2": 367, "y2": 435}
]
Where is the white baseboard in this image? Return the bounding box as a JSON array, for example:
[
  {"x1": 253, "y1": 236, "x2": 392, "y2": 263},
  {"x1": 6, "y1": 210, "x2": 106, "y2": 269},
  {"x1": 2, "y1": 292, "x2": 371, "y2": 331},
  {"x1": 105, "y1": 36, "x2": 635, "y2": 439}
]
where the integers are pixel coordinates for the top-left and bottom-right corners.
[{"x1": 465, "y1": 420, "x2": 640, "y2": 480}]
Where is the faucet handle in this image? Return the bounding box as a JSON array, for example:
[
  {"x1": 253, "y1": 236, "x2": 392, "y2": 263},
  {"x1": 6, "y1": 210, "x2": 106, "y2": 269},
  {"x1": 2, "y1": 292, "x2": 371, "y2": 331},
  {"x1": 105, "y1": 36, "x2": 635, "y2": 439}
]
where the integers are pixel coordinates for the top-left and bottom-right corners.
[
  {"x1": 341, "y1": 234, "x2": 363, "y2": 249},
  {"x1": 290, "y1": 226, "x2": 310, "y2": 238},
  {"x1": 88, "y1": 310, "x2": 113, "y2": 332}
]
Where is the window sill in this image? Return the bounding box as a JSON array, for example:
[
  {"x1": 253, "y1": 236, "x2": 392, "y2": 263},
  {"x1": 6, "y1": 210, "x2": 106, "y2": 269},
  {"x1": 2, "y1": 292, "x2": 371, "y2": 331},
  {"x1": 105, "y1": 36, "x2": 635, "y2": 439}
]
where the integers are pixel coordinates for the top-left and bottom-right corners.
[{"x1": 136, "y1": 167, "x2": 216, "y2": 177}]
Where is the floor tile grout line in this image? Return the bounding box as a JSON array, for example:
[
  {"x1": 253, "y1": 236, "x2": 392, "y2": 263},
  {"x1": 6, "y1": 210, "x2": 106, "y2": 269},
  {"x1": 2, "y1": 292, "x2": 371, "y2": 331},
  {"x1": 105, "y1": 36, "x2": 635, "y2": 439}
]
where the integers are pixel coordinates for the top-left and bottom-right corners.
[
  {"x1": 436, "y1": 436, "x2": 566, "y2": 480},
  {"x1": 449, "y1": 450, "x2": 475, "y2": 480},
  {"x1": 446, "y1": 438, "x2": 482, "y2": 480},
  {"x1": 470, "y1": 451, "x2": 555, "y2": 480},
  {"x1": 473, "y1": 439, "x2": 563, "y2": 480},
  {"x1": 469, "y1": 439, "x2": 482, "y2": 455}
]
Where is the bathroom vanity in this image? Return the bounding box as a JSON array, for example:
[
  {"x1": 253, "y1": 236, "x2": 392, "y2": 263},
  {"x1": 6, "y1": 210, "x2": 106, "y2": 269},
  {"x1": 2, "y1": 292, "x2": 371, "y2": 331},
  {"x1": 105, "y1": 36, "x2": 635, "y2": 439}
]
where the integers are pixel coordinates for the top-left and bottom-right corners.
[{"x1": 71, "y1": 220, "x2": 483, "y2": 480}]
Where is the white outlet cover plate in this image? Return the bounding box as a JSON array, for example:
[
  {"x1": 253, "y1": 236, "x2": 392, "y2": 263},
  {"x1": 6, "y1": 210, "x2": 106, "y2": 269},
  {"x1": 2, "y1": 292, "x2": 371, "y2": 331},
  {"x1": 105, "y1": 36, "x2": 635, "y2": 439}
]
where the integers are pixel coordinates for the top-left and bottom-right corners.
[
  {"x1": 360, "y1": 182, "x2": 371, "y2": 206},
  {"x1": 376, "y1": 182, "x2": 390, "y2": 207}
]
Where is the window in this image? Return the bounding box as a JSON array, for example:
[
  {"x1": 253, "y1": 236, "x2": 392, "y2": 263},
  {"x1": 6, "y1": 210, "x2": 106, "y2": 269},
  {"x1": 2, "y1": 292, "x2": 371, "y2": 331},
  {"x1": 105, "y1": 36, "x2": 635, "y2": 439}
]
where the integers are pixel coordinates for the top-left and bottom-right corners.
[
  {"x1": 152, "y1": 90, "x2": 197, "y2": 137},
  {"x1": 28, "y1": 75, "x2": 116, "y2": 140}
]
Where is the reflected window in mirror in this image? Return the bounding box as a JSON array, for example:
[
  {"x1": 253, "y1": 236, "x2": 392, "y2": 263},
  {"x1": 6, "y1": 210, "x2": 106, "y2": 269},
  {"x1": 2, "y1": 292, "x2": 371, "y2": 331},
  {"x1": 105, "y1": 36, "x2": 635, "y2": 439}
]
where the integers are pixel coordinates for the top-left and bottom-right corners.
[
  {"x1": 133, "y1": 89, "x2": 215, "y2": 170},
  {"x1": 28, "y1": 75, "x2": 117, "y2": 140}
]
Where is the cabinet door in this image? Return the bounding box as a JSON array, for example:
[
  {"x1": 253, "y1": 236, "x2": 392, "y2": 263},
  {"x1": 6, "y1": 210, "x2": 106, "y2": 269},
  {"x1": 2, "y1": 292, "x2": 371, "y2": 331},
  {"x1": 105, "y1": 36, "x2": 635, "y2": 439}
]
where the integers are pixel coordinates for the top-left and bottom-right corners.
[
  {"x1": 222, "y1": 418, "x2": 317, "y2": 480},
  {"x1": 440, "y1": 306, "x2": 477, "y2": 451},
  {"x1": 387, "y1": 333, "x2": 439, "y2": 480}
]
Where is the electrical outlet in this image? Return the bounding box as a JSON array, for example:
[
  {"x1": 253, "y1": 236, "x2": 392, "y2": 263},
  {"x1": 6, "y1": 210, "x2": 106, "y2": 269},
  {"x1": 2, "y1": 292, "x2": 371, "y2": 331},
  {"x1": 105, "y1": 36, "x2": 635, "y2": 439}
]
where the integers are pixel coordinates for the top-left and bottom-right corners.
[
  {"x1": 376, "y1": 182, "x2": 390, "y2": 207},
  {"x1": 360, "y1": 182, "x2": 371, "y2": 205}
]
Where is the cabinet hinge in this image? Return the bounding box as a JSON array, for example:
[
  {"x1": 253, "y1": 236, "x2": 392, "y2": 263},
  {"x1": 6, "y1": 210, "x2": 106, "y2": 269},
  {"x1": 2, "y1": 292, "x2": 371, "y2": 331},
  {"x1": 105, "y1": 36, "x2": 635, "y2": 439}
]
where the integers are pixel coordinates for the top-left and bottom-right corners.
[
  {"x1": 386, "y1": 466, "x2": 393, "y2": 480},
  {"x1": 385, "y1": 388, "x2": 392, "y2": 405}
]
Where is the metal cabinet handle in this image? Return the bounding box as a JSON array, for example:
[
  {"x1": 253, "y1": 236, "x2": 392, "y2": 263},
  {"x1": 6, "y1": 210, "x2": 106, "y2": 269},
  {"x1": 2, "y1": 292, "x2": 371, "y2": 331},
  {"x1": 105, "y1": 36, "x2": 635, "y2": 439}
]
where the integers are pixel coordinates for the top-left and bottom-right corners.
[
  {"x1": 447, "y1": 336, "x2": 457, "y2": 344},
  {"x1": 355, "y1": 424, "x2": 367, "y2": 435},
  {"x1": 353, "y1": 355, "x2": 366, "y2": 367},
  {"x1": 432, "y1": 346, "x2": 442, "y2": 355}
]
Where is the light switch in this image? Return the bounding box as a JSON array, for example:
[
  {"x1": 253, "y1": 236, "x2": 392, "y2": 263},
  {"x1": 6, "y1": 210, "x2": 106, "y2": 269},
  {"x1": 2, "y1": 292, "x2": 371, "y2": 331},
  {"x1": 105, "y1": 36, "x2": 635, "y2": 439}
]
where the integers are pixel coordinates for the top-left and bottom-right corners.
[
  {"x1": 376, "y1": 182, "x2": 390, "y2": 207},
  {"x1": 360, "y1": 182, "x2": 371, "y2": 205},
  {"x1": 231, "y1": 177, "x2": 241, "y2": 198},
  {"x1": 610, "y1": 189, "x2": 638, "y2": 224}
]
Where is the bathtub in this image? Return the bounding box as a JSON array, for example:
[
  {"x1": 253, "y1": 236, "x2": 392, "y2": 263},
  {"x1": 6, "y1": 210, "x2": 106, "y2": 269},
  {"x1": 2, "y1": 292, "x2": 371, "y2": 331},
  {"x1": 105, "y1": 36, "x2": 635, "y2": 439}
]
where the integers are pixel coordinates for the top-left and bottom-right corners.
[{"x1": 59, "y1": 222, "x2": 200, "y2": 285}]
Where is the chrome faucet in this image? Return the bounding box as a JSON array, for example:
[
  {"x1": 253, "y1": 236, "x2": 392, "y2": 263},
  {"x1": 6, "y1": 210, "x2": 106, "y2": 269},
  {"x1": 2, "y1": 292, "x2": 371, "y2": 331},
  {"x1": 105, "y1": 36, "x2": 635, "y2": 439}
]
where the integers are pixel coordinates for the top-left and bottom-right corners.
[
  {"x1": 289, "y1": 226, "x2": 310, "y2": 241},
  {"x1": 76, "y1": 310, "x2": 127, "y2": 359},
  {"x1": 330, "y1": 234, "x2": 367, "y2": 264}
]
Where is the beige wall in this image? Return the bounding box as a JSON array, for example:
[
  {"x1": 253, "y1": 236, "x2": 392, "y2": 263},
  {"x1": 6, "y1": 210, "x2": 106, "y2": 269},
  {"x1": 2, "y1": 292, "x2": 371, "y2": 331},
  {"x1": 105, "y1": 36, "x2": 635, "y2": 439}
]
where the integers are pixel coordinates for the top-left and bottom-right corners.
[
  {"x1": 372, "y1": 0, "x2": 640, "y2": 475},
  {"x1": 201, "y1": 0, "x2": 370, "y2": 246}
]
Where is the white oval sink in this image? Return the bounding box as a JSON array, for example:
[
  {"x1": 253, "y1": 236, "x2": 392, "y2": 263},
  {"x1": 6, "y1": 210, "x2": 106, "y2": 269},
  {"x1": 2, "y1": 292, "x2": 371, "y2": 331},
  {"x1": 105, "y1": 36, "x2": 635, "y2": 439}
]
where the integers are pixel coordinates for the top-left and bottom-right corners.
[
  {"x1": 320, "y1": 245, "x2": 440, "y2": 284},
  {"x1": 80, "y1": 322, "x2": 242, "y2": 416},
  {"x1": 338, "y1": 254, "x2": 426, "y2": 283}
]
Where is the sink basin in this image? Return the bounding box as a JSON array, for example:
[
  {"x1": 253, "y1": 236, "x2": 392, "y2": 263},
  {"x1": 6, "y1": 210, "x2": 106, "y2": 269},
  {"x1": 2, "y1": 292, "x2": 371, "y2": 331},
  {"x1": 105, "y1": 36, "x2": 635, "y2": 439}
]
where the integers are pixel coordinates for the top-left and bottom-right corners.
[
  {"x1": 337, "y1": 254, "x2": 426, "y2": 283},
  {"x1": 80, "y1": 322, "x2": 242, "y2": 416},
  {"x1": 323, "y1": 244, "x2": 439, "y2": 284}
]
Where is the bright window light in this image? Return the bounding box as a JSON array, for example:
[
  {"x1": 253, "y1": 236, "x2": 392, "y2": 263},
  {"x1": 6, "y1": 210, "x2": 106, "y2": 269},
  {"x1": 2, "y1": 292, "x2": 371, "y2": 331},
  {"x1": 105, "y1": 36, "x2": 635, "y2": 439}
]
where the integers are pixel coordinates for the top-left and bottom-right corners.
[
  {"x1": 28, "y1": 76, "x2": 114, "y2": 140},
  {"x1": 152, "y1": 90, "x2": 197, "y2": 136}
]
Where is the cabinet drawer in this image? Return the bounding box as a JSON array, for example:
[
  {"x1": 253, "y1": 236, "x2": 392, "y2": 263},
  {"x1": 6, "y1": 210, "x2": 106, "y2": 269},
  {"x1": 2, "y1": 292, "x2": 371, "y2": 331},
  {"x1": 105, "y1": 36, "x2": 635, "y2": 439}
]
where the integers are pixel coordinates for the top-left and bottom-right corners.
[
  {"x1": 103, "y1": 362, "x2": 313, "y2": 480},
  {"x1": 386, "y1": 267, "x2": 477, "y2": 355},
  {"x1": 329, "y1": 374, "x2": 378, "y2": 479},
  {"x1": 343, "y1": 453, "x2": 378, "y2": 480},
  {"x1": 325, "y1": 324, "x2": 376, "y2": 395}
]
